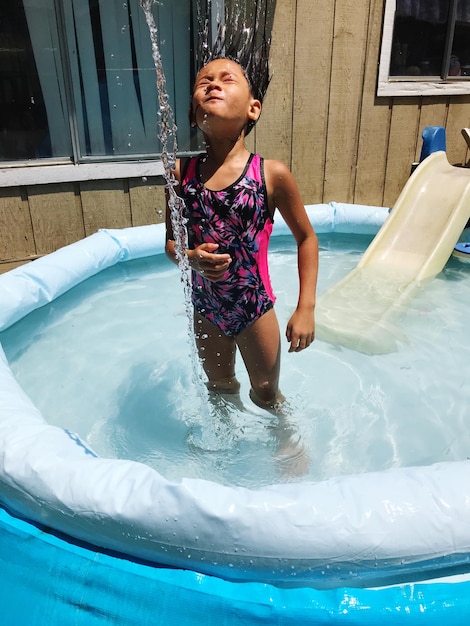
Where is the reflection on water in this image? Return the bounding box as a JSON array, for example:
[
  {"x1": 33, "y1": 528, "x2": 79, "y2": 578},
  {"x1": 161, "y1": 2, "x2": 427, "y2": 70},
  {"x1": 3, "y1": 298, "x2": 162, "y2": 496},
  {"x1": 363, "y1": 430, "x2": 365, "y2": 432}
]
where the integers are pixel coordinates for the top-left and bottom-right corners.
[{"x1": 1, "y1": 234, "x2": 469, "y2": 488}]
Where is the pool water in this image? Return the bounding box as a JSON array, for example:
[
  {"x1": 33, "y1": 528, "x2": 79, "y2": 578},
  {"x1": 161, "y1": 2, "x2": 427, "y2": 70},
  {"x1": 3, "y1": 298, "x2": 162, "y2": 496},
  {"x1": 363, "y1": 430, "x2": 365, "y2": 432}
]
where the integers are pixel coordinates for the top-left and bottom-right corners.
[{"x1": 1, "y1": 233, "x2": 469, "y2": 488}]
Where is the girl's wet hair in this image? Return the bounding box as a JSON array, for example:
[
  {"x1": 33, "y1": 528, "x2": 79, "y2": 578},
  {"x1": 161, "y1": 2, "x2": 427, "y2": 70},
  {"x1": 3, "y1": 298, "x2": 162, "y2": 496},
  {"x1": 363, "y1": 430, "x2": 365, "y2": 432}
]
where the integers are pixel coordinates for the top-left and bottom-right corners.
[
  {"x1": 195, "y1": 16, "x2": 273, "y2": 135},
  {"x1": 197, "y1": 24, "x2": 271, "y2": 105}
]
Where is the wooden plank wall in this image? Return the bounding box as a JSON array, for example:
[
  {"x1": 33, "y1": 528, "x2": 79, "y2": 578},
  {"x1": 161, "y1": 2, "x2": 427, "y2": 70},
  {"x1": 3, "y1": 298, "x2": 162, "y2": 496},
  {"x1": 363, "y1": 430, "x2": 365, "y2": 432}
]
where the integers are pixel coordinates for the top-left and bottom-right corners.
[
  {"x1": 257, "y1": 0, "x2": 470, "y2": 208},
  {"x1": 1, "y1": 0, "x2": 470, "y2": 271},
  {"x1": 0, "y1": 179, "x2": 166, "y2": 272}
]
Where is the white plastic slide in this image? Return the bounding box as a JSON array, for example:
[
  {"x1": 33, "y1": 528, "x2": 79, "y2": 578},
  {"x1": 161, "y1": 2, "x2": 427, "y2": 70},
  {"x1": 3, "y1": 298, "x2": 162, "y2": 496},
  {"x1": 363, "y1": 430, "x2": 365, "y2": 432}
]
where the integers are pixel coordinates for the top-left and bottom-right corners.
[{"x1": 316, "y1": 151, "x2": 470, "y2": 354}]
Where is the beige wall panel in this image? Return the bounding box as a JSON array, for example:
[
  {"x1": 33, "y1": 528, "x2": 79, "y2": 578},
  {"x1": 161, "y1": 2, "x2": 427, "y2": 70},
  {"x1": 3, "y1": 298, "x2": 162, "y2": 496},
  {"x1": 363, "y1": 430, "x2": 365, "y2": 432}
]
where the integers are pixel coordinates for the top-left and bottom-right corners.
[
  {"x1": 0, "y1": 188, "x2": 35, "y2": 260},
  {"x1": 129, "y1": 177, "x2": 166, "y2": 225},
  {"x1": 355, "y1": 0, "x2": 392, "y2": 207},
  {"x1": 445, "y1": 97, "x2": 470, "y2": 166},
  {"x1": 383, "y1": 98, "x2": 420, "y2": 207},
  {"x1": 255, "y1": 0, "x2": 296, "y2": 166},
  {"x1": 0, "y1": 260, "x2": 31, "y2": 273},
  {"x1": 28, "y1": 183, "x2": 85, "y2": 255},
  {"x1": 291, "y1": 0, "x2": 334, "y2": 204},
  {"x1": 80, "y1": 180, "x2": 132, "y2": 236},
  {"x1": 323, "y1": 0, "x2": 371, "y2": 203}
]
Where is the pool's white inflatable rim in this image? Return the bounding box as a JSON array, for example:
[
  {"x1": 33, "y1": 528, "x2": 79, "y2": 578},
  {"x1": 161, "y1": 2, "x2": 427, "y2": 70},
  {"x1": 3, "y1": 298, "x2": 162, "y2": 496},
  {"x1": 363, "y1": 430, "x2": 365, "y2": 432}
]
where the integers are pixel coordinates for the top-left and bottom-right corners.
[{"x1": 1, "y1": 202, "x2": 470, "y2": 589}]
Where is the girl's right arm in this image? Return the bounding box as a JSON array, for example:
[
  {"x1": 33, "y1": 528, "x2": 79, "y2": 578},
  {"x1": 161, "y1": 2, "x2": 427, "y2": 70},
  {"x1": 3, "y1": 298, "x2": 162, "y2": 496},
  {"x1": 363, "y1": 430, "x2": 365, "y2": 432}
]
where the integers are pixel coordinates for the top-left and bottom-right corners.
[{"x1": 164, "y1": 159, "x2": 232, "y2": 281}]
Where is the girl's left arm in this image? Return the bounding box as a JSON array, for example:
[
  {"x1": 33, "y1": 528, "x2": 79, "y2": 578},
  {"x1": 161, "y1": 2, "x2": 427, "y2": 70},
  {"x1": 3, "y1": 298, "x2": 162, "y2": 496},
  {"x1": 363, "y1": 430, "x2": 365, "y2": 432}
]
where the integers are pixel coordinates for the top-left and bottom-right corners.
[{"x1": 265, "y1": 159, "x2": 319, "y2": 352}]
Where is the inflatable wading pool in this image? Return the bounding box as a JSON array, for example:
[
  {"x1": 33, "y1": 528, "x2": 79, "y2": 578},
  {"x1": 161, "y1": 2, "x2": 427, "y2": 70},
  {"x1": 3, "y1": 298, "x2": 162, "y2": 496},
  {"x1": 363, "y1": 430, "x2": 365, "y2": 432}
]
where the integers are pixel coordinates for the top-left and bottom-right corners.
[{"x1": 1, "y1": 203, "x2": 470, "y2": 622}]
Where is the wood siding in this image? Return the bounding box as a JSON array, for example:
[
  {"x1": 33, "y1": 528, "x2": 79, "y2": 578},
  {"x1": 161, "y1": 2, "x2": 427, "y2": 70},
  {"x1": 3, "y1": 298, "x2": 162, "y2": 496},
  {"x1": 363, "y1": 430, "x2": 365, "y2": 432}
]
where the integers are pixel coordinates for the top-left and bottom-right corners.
[
  {"x1": 0, "y1": 178, "x2": 167, "y2": 271},
  {"x1": 1, "y1": 0, "x2": 469, "y2": 271}
]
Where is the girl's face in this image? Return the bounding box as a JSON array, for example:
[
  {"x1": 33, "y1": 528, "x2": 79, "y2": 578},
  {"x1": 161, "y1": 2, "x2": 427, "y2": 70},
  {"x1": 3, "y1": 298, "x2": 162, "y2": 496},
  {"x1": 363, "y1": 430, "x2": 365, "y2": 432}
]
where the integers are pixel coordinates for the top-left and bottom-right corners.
[{"x1": 191, "y1": 58, "x2": 261, "y2": 137}]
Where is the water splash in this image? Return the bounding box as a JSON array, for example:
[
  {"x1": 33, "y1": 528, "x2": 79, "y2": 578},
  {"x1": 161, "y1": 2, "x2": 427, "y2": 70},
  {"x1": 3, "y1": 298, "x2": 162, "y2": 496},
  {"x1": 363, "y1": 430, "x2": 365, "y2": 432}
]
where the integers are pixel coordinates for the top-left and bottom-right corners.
[{"x1": 140, "y1": 1, "x2": 205, "y2": 395}]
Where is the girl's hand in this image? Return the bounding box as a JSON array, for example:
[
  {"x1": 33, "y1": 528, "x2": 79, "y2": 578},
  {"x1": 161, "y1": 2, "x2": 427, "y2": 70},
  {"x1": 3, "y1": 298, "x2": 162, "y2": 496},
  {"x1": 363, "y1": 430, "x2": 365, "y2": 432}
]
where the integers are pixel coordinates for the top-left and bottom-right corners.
[
  {"x1": 188, "y1": 242, "x2": 232, "y2": 282},
  {"x1": 286, "y1": 308, "x2": 315, "y2": 352}
]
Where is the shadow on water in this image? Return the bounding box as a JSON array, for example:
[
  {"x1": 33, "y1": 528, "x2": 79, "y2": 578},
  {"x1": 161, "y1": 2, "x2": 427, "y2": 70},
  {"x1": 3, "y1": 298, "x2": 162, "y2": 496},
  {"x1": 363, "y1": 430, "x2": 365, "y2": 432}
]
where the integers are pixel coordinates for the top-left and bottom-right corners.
[{"x1": 91, "y1": 360, "x2": 192, "y2": 464}]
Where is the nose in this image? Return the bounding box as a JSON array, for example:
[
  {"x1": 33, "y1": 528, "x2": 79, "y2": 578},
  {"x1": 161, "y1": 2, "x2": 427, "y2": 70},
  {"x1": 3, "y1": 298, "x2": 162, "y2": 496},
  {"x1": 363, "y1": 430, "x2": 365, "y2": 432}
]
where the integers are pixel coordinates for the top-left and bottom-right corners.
[{"x1": 204, "y1": 80, "x2": 221, "y2": 94}]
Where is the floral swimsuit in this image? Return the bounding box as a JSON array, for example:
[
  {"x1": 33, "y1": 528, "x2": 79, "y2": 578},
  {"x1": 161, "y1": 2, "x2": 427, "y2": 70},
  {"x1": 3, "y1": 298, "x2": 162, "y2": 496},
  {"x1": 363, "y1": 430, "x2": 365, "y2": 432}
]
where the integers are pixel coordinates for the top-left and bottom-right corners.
[{"x1": 180, "y1": 153, "x2": 276, "y2": 336}]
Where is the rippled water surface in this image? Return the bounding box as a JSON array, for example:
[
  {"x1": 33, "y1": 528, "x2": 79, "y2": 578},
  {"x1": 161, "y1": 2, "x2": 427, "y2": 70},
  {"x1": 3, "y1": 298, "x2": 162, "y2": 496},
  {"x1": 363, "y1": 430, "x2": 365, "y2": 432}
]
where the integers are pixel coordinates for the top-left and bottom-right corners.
[{"x1": 2, "y1": 233, "x2": 469, "y2": 487}]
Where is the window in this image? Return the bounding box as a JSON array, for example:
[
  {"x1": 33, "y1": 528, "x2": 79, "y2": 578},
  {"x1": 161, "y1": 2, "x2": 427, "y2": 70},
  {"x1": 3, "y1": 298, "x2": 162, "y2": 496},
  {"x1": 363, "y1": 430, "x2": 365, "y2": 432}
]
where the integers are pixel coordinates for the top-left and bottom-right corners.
[
  {"x1": 0, "y1": 0, "x2": 207, "y2": 165},
  {"x1": 378, "y1": 0, "x2": 470, "y2": 96}
]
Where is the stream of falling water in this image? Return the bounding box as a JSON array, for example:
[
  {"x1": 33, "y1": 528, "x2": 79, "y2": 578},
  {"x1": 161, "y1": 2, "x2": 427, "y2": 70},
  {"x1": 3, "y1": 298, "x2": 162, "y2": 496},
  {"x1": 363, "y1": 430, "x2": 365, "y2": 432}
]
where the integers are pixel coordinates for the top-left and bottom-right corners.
[{"x1": 139, "y1": 1, "x2": 206, "y2": 399}]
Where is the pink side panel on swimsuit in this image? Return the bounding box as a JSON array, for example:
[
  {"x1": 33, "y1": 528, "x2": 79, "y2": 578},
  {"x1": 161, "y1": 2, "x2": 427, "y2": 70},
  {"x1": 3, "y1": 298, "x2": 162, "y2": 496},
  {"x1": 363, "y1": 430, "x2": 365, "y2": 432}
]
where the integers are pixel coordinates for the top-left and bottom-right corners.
[
  {"x1": 249, "y1": 154, "x2": 275, "y2": 303},
  {"x1": 256, "y1": 219, "x2": 275, "y2": 303}
]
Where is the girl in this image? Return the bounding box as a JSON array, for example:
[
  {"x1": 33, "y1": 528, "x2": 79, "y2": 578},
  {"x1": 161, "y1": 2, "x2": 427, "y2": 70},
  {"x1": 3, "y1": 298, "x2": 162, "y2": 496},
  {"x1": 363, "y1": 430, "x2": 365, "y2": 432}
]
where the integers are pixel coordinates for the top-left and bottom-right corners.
[{"x1": 165, "y1": 55, "x2": 318, "y2": 412}]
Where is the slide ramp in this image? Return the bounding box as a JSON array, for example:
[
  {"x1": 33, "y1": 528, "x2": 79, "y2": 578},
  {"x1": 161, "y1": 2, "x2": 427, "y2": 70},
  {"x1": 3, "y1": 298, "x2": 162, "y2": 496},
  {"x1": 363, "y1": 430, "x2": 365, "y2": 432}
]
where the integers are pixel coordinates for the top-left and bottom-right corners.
[{"x1": 316, "y1": 151, "x2": 470, "y2": 354}]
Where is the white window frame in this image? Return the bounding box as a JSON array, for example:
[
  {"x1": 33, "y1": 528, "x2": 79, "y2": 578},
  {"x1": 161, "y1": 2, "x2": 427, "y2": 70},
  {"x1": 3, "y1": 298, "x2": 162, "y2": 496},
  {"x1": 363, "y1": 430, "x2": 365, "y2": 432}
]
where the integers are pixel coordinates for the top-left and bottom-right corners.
[
  {"x1": 0, "y1": 160, "x2": 165, "y2": 188},
  {"x1": 377, "y1": 0, "x2": 470, "y2": 97}
]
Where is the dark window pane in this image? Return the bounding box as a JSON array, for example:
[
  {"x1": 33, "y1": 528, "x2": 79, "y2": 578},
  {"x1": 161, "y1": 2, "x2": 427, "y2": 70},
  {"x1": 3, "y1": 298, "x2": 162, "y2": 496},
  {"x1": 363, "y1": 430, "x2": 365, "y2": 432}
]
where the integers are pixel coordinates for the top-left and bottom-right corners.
[
  {"x1": 390, "y1": 0, "x2": 450, "y2": 77},
  {"x1": 451, "y1": 0, "x2": 470, "y2": 76},
  {"x1": 0, "y1": 2, "x2": 71, "y2": 160},
  {"x1": 63, "y1": 0, "x2": 195, "y2": 160}
]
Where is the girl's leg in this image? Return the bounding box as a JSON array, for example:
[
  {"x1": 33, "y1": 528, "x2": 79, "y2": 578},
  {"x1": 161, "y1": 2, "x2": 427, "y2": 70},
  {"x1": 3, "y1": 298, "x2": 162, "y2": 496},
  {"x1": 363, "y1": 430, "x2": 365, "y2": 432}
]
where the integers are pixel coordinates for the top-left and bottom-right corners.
[
  {"x1": 193, "y1": 312, "x2": 240, "y2": 393},
  {"x1": 238, "y1": 309, "x2": 309, "y2": 476},
  {"x1": 236, "y1": 308, "x2": 284, "y2": 408}
]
